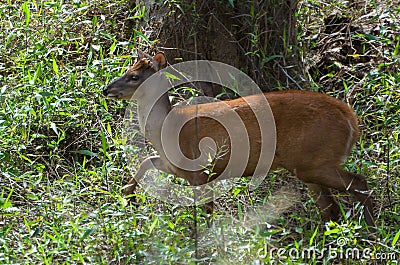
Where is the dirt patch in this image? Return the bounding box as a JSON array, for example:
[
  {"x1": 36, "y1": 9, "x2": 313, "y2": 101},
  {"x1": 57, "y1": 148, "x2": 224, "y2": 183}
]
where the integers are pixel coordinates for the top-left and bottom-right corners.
[{"x1": 304, "y1": 1, "x2": 400, "y2": 97}]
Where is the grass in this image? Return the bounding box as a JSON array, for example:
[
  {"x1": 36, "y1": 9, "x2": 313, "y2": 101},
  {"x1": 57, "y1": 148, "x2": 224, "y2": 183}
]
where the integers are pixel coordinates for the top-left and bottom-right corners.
[{"x1": 1, "y1": 0, "x2": 399, "y2": 264}]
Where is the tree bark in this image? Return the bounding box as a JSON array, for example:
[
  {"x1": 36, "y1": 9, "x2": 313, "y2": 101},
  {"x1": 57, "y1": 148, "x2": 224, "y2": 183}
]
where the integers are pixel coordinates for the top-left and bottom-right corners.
[{"x1": 143, "y1": 0, "x2": 304, "y2": 94}]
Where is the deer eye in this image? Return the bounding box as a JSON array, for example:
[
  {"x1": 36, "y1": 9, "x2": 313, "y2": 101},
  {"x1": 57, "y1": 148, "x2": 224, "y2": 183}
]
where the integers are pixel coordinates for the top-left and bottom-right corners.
[{"x1": 131, "y1": 75, "x2": 139, "y2": 81}]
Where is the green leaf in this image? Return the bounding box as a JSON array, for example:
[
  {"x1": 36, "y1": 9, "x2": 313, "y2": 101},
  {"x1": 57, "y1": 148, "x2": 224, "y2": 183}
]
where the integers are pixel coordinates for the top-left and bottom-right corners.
[
  {"x1": 106, "y1": 123, "x2": 112, "y2": 137},
  {"x1": 133, "y1": 29, "x2": 149, "y2": 42},
  {"x1": 309, "y1": 226, "x2": 318, "y2": 246},
  {"x1": 33, "y1": 63, "x2": 42, "y2": 84},
  {"x1": 364, "y1": 34, "x2": 380, "y2": 41},
  {"x1": 39, "y1": 92, "x2": 54, "y2": 97},
  {"x1": 0, "y1": 198, "x2": 12, "y2": 209},
  {"x1": 149, "y1": 216, "x2": 158, "y2": 234},
  {"x1": 263, "y1": 54, "x2": 283, "y2": 63},
  {"x1": 101, "y1": 98, "x2": 108, "y2": 112},
  {"x1": 0, "y1": 189, "x2": 13, "y2": 209},
  {"x1": 18, "y1": 152, "x2": 33, "y2": 164},
  {"x1": 76, "y1": 150, "x2": 98, "y2": 157},
  {"x1": 164, "y1": 71, "x2": 181, "y2": 81},
  {"x1": 109, "y1": 41, "x2": 117, "y2": 54},
  {"x1": 81, "y1": 228, "x2": 95, "y2": 241},
  {"x1": 101, "y1": 131, "x2": 107, "y2": 154},
  {"x1": 237, "y1": 201, "x2": 242, "y2": 219},
  {"x1": 21, "y1": 2, "x2": 30, "y2": 26},
  {"x1": 167, "y1": 221, "x2": 175, "y2": 230},
  {"x1": 392, "y1": 229, "x2": 400, "y2": 247},
  {"x1": 52, "y1": 58, "x2": 59, "y2": 75},
  {"x1": 324, "y1": 228, "x2": 340, "y2": 235},
  {"x1": 394, "y1": 37, "x2": 399, "y2": 56},
  {"x1": 100, "y1": 31, "x2": 115, "y2": 40},
  {"x1": 26, "y1": 193, "x2": 38, "y2": 200}
]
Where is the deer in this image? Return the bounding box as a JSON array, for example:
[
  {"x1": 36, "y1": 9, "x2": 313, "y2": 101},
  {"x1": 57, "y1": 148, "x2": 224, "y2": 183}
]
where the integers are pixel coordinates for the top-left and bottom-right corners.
[{"x1": 103, "y1": 51, "x2": 375, "y2": 228}]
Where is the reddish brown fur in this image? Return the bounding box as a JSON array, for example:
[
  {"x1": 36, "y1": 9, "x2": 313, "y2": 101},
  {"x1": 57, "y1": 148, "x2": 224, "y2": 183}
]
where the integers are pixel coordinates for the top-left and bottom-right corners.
[
  {"x1": 127, "y1": 58, "x2": 152, "y2": 73},
  {"x1": 175, "y1": 91, "x2": 360, "y2": 184}
]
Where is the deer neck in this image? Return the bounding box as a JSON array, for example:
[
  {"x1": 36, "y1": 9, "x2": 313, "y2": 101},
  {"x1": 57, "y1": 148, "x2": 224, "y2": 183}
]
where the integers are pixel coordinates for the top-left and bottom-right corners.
[{"x1": 137, "y1": 92, "x2": 171, "y2": 152}]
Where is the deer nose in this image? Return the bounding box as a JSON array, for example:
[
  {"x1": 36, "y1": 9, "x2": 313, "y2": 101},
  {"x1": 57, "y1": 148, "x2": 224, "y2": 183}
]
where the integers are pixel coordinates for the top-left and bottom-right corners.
[{"x1": 102, "y1": 86, "x2": 109, "y2": 96}]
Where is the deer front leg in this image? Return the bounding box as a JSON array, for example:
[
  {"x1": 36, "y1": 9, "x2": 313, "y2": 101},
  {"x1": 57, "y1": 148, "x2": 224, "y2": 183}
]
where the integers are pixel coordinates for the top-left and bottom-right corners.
[{"x1": 123, "y1": 156, "x2": 172, "y2": 195}]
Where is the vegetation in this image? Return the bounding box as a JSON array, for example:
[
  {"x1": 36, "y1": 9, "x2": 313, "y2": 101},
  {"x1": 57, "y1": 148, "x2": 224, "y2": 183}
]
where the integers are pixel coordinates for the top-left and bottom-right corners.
[{"x1": 0, "y1": 0, "x2": 399, "y2": 264}]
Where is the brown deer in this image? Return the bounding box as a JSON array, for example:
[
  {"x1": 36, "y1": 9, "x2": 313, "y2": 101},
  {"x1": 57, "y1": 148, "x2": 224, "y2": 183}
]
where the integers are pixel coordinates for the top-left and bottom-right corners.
[{"x1": 103, "y1": 51, "x2": 375, "y2": 228}]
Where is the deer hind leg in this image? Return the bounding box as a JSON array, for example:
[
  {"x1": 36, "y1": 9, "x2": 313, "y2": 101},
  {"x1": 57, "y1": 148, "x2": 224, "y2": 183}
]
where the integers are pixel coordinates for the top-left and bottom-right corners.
[
  {"x1": 336, "y1": 169, "x2": 375, "y2": 227},
  {"x1": 299, "y1": 167, "x2": 375, "y2": 227},
  {"x1": 306, "y1": 183, "x2": 340, "y2": 222}
]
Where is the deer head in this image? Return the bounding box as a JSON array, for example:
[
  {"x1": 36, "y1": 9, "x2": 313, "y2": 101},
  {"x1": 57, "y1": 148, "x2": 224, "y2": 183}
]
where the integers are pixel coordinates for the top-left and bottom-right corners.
[{"x1": 103, "y1": 51, "x2": 167, "y2": 100}]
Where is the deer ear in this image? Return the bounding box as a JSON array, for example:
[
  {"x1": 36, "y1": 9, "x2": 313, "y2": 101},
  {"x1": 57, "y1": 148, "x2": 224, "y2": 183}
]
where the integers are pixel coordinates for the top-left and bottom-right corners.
[
  {"x1": 153, "y1": 52, "x2": 167, "y2": 69},
  {"x1": 137, "y1": 50, "x2": 152, "y2": 60},
  {"x1": 137, "y1": 50, "x2": 145, "y2": 59}
]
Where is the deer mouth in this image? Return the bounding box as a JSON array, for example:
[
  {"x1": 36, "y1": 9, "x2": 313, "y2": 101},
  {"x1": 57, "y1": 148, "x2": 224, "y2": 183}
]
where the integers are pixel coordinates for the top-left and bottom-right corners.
[
  {"x1": 106, "y1": 93, "x2": 119, "y2": 99},
  {"x1": 103, "y1": 87, "x2": 133, "y2": 100},
  {"x1": 104, "y1": 91, "x2": 124, "y2": 99}
]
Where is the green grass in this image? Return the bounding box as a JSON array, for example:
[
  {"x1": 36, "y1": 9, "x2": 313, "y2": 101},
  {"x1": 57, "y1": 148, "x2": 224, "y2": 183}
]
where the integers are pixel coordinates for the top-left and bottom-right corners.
[{"x1": 1, "y1": 0, "x2": 399, "y2": 264}]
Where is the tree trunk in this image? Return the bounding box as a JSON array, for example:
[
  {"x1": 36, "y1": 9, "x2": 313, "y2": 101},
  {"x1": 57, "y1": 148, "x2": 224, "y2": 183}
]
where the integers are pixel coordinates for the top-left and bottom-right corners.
[{"x1": 142, "y1": 0, "x2": 304, "y2": 94}]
